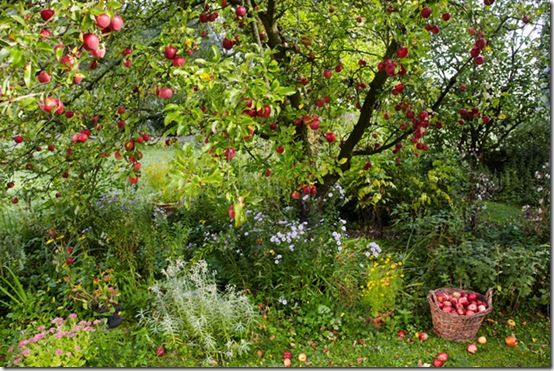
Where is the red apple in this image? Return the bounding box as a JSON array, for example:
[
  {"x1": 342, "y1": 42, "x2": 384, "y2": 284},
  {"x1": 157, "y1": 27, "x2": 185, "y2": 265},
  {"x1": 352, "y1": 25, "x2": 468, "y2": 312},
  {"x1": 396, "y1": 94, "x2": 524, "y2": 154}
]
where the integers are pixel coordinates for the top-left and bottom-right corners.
[
  {"x1": 13, "y1": 135, "x2": 23, "y2": 144},
  {"x1": 436, "y1": 352, "x2": 448, "y2": 362},
  {"x1": 257, "y1": 105, "x2": 271, "y2": 118},
  {"x1": 60, "y1": 54, "x2": 74, "y2": 68},
  {"x1": 222, "y1": 37, "x2": 235, "y2": 50},
  {"x1": 82, "y1": 33, "x2": 100, "y2": 51},
  {"x1": 40, "y1": 97, "x2": 58, "y2": 113},
  {"x1": 505, "y1": 335, "x2": 517, "y2": 347},
  {"x1": 236, "y1": 6, "x2": 247, "y2": 17},
  {"x1": 91, "y1": 48, "x2": 106, "y2": 59},
  {"x1": 41, "y1": 9, "x2": 55, "y2": 21},
  {"x1": 474, "y1": 55, "x2": 485, "y2": 65},
  {"x1": 475, "y1": 38, "x2": 487, "y2": 50},
  {"x1": 156, "y1": 345, "x2": 165, "y2": 357},
  {"x1": 418, "y1": 332, "x2": 428, "y2": 341},
  {"x1": 224, "y1": 147, "x2": 235, "y2": 161},
  {"x1": 110, "y1": 15, "x2": 124, "y2": 31},
  {"x1": 442, "y1": 12, "x2": 451, "y2": 21},
  {"x1": 73, "y1": 73, "x2": 84, "y2": 84},
  {"x1": 95, "y1": 14, "x2": 111, "y2": 29},
  {"x1": 420, "y1": 6, "x2": 432, "y2": 18},
  {"x1": 164, "y1": 45, "x2": 177, "y2": 59},
  {"x1": 466, "y1": 343, "x2": 477, "y2": 354},
  {"x1": 276, "y1": 145, "x2": 285, "y2": 154},
  {"x1": 37, "y1": 70, "x2": 51, "y2": 83},
  {"x1": 325, "y1": 132, "x2": 336, "y2": 143},
  {"x1": 291, "y1": 191, "x2": 301, "y2": 200},
  {"x1": 432, "y1": 359, "x2": 443, "y2": 367},
  {"x1": 173, "y1": 55, "x2": 185, "y2": 67},
  {"x1": 40, "y1": 28, "x2": 52, "y2": 38},
  {"x1": 396, "y1": 47, "x2": 408, "y2": 58},
  {"x1": 157, "y1": 87, "x2": 173, "y2": 99},
  {"x1": 323, "y1": 69, "x2": 333, "y2": 78}
]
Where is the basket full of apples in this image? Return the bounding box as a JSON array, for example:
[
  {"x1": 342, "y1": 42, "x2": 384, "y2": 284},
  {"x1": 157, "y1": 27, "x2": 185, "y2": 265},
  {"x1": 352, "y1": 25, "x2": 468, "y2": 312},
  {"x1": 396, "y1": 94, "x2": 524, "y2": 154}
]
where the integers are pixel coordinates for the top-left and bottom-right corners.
[{"x1": 427, "y1": 287, "x2": 493, "y2": 342}]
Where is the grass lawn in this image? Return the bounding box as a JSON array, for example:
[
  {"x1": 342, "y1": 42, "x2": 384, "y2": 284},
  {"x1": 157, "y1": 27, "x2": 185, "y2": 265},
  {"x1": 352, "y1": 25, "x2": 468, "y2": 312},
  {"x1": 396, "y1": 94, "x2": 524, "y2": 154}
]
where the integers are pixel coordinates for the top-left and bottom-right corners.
[
  {"x1": 105, "y1": 311, "x2": 550, "y2": 367},
  {"x1": 479, "y1": 201, "x2": 525, "y2": 226}
]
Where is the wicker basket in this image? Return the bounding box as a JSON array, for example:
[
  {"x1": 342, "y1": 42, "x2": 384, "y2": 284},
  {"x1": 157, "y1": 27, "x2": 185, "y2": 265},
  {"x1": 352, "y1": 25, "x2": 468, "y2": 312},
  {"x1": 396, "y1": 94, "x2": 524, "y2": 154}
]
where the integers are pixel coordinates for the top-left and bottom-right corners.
[{"x1": 427, "y1": 287, "x2": 493, "y2": 342}]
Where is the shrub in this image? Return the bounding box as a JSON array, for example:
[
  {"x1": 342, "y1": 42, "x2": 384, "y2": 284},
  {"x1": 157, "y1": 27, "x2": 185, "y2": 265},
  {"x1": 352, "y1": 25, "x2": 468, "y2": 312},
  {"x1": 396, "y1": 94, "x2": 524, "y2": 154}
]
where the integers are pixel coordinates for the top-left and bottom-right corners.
[
  {"x1": 188, "y1": 206, "x2": 348, "y2": 310},
  {"x1": 416, "y1": 240, "x2": 550, "y2": 310},
  {"x1": 6, "y1": 314, "x2": 102, "y2": 367},
  {"x1": 360, "y1": 254, "x2": 404, "y2": 318},
  {"x1": 139, "y1": 259, "x2": 257, "y2": 365}
]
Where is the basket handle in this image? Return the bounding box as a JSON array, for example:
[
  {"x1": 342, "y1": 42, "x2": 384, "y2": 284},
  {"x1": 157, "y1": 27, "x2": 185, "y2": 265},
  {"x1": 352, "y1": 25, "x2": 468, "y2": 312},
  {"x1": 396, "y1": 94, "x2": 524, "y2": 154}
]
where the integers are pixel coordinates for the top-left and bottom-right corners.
[
  {"x1": 485, "y1": 288, "x2": 493, "y2": 304},
  {"x1": 429, "y1": 289, "x2": 438, "y2": 305}
]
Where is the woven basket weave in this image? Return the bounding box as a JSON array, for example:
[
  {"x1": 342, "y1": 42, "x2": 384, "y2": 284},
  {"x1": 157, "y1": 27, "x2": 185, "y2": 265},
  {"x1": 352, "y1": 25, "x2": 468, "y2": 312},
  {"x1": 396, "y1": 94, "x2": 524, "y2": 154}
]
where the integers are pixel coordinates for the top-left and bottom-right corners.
[{"x1": 427, "y1": 287, "x2": 493, "y2": 342}]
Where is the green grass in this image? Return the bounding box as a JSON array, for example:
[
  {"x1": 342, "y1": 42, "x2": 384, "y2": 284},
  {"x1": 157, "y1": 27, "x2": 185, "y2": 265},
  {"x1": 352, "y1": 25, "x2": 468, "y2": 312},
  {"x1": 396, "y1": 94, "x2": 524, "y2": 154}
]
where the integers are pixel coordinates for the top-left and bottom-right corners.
[
  {"x1": 224, "y1": 312, "x2": 551, "y2": 367},
  {"x1": 105, "y1": 311, "x2": 549, "y2": 367},
  {"x1": 480, "y1": 201, "x2": 524, "y2": 226},
  {"x1": 140, "y1": 144, "x2": 176, "y2": 169},
  {"x1": 137, "y1": 144, "x2": 177, "y2": 201}
]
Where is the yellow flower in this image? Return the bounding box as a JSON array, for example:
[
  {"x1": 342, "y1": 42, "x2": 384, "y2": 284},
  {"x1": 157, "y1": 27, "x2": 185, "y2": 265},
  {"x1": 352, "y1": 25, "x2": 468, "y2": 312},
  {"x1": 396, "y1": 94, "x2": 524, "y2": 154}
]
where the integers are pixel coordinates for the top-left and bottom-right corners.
[
  {"x1": 391, "y1": 263, "x2": 397, "y2": 269},
  {"x1": 507, "y1": 319, "x2": 516, "y2": 328},
  {"x1": 46, "y1": 239, "x2": 54, "y2": 245}
]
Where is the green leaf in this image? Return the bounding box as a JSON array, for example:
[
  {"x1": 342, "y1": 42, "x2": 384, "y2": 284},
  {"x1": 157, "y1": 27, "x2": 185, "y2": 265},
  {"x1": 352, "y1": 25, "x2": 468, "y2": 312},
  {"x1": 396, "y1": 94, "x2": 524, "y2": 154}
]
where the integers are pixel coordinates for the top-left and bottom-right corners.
[
  {"x1": 24, "y1": 61, "x2": 32, "y2": 88},
  {"x1": 9, "y1": 14, "x2": 26, "y2": 27}
]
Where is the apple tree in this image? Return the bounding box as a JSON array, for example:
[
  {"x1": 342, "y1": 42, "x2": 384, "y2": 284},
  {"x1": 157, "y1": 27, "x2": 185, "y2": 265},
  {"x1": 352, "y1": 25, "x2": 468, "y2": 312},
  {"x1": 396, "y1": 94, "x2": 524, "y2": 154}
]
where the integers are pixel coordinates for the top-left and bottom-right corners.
[{"x1": 0, "y1": 0, "x2": 549, "y2": 226}]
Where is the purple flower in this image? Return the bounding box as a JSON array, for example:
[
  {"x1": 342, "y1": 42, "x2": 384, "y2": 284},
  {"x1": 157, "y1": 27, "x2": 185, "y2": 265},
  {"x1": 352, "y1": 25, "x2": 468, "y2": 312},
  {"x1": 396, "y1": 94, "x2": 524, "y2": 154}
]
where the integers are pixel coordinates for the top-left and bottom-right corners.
[
  {"x1": 31, "y1": 332, "x2": 46, "y2": 343},
  {"x1": 51, "y1": 317, "x2": 65, "y2": 325},
  {"x1": 21, "y1": 348, "x2": 31, "y2": 357},
  {"x1": 37, "y1": 325, "x2": 45, "y2": 332},
  {"x1": 55, "y1": 348, "x2": 63, "y2": 356},
  {"x1": 18, "y1": 340, "x2": 28, "y2": 348},
  {"x1": 68, "y1": 313, "x2": 77, "y2": 319}
]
